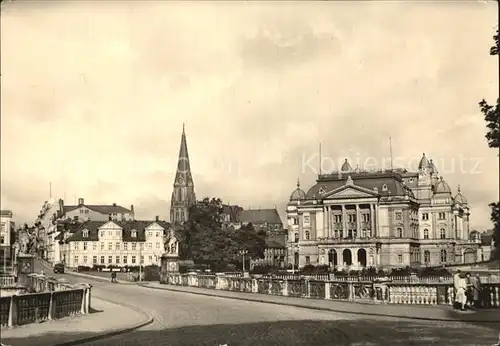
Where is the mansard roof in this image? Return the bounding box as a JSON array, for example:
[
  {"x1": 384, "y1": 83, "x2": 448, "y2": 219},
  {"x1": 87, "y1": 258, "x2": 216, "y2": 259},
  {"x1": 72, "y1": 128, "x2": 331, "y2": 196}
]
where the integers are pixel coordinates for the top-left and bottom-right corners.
[
  {"x1": 63, "y1": 204, "x2": 131, "y2": 214},
  {"x1": 65, "y1": 220, "x2": 171, "y2": 242},
  {"x1": 307, "y1": 170, "x2": 412, "y2": 199}
]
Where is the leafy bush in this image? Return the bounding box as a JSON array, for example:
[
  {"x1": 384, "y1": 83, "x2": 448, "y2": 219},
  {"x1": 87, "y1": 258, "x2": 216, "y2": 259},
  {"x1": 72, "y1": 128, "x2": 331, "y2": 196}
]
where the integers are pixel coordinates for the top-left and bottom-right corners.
[
  {"x1": 77, "y1": 265, "x2": 92, "y2": 272},
  {"x1": 250, "y1": 264, "x2": 280, "y2": 274},
  {"x1": 92, "y1": 264, "x2": 105, "y2": 271},
  {"x1": 300, "y1": 264, "x2": 329, "y2": 275}
]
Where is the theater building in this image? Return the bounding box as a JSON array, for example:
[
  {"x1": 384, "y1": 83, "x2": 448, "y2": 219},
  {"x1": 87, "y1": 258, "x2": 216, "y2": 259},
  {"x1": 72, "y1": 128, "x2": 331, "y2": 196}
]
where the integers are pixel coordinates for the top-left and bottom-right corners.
[{"x1": 286, "y1": 153, "x2": 483, "y2": 269}]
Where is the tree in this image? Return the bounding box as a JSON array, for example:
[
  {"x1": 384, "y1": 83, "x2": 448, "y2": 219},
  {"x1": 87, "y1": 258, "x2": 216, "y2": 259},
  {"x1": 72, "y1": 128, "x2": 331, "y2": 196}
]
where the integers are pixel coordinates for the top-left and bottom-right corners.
[
  {"x1": 479, "y1": 30, "x2": 499, "y2": 149},
  {"x1": 480, "y1": 30, "x2": 500, "y2": 259},
  {"x1": 181, "y1": 198, "x2": 268, "y2": 267}
]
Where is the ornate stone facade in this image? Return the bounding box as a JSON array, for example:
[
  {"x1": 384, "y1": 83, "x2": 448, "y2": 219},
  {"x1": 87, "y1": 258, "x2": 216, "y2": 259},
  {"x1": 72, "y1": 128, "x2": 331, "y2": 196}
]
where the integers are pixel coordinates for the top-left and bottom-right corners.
[{"x1": 286, "y1": 154, "x2": 483, "y2": 269}]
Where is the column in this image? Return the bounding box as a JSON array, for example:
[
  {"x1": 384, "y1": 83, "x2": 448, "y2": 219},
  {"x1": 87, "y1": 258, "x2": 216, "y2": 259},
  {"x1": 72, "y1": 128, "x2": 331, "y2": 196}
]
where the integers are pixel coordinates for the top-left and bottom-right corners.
[
  {"x1": 341, "y1": 205, "x2": 347, "y2": 238},
  {"x1": 375, "y1": 204, "x2": 380, "y2": 237},
  {"x1": 370, "y1": 204, "x2": 376, "y2": 238},
  {"x1": 323, "y1": 206, "x2": 327, "y2": 239},
  {"x1": 355, "y1": 204, "x2": 361, "y2": 238}
]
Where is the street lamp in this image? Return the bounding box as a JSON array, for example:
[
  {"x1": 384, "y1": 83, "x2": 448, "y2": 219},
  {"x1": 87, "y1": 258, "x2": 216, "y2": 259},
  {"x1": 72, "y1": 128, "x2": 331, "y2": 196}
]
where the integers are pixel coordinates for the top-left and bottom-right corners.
[
  {"x1": 239, "y1": 250, "x2": 248, "y2": 273},
  {"x1": 238, "y1": 250, "x2": 248, "y2": 274}
]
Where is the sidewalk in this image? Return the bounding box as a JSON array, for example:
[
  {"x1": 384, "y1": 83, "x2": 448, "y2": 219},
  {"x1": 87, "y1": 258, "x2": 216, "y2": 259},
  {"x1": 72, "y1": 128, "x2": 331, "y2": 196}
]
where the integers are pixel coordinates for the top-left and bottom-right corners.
[
  {"x1": 140, "y1": 282, "x2": 500, "y2": 323},
  {"x1": 0, "y1": 297, "x2": 153, "y2": 346}
]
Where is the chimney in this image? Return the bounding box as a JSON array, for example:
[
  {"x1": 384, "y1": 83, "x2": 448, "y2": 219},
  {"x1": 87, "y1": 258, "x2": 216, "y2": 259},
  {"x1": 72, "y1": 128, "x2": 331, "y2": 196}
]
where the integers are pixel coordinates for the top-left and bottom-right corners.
[
  {"x1": 113, "y1": 203, "x2": 117, "y2": 207},
  {"x1": 130, "y1": 204, "x2": 134, "y2": 213},
  {"x1": 155, "y1": 215, "x2": 159, "y2": 222},
  {"x1": 108, "y1": 214, "x2": 112, "y2": 221},
  {"x1": 78, "y1": 198, "x2": 84, "y2": 205}
]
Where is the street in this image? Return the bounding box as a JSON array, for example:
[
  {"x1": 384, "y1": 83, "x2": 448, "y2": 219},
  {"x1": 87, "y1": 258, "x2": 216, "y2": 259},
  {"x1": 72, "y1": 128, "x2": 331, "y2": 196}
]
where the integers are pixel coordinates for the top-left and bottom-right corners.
[{"x1": 46, "y1": 271, "x2": 499, "y2": 346}]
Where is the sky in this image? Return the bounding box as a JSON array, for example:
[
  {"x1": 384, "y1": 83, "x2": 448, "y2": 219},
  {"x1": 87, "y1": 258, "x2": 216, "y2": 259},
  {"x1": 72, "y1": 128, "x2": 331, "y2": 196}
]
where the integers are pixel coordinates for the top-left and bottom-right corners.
[{"x1": 1, "y1": 1, "x2": 498, "y2": 230}]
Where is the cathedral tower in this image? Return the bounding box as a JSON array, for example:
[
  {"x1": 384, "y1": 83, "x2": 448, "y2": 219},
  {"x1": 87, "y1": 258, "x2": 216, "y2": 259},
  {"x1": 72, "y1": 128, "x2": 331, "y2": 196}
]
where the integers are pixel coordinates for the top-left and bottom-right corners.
[{"x1": 170, "y1": 124, "x2": 196, "y2": 224}]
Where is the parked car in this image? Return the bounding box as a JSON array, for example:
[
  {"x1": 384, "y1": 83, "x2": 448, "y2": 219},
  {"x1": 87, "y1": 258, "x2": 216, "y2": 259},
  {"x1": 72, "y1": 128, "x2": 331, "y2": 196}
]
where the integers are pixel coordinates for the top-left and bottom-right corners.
[{"x1": 53, "y1": 263, "x2": 65, "y2": 274}]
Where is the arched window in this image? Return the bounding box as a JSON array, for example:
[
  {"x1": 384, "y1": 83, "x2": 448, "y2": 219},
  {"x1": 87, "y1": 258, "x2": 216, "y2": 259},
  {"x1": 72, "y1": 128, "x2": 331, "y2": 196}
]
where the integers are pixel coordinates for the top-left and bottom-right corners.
[
  {"x1": 440, "y1": 228, "x2": 446, "y2": 239},
  {"x1": 397, "y1": 228, "x2": 403, "y2": 238},
  {"x1": 423, "y1": 229, "x2": 429, "y2": 239},
  {"x1": 294, "y1": 233, "x2": 299, "y2": 243},
  {"x1": 424, "y1": 250, "x2": 430, "y2": 263},
  {"x1": 305, "y1": 231, "x2": 310, "y2": 240},
  {"x1": 440, "y1": 249, "x2": 447, "y2": 263}
]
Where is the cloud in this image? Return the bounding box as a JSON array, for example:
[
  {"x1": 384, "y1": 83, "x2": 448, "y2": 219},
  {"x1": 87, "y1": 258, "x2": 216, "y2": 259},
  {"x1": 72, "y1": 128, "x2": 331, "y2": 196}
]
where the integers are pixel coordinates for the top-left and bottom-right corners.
[{"x1": 1, "y1": 1, "x2": 498, "y2": 231}]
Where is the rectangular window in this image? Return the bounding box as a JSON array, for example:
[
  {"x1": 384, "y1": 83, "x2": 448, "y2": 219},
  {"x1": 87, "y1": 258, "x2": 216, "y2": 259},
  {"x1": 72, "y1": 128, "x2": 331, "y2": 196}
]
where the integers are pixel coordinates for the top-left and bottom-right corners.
[
  {"x1": 140, "y1": 255, "x2": 144, "y2": 264},
  {"x1": 305, "y1": 256, "x2": 310, "y2": 264},
  {"x1": 362, "y1": 214, "x2": 370, "y2": 223},
  {"x1": 124, "y1": 242, "x2": 128, "y2": 250},
  {"x1": 156, "y1": 242, "x2": 160, "y2": 249},
  {"x1": 293, "y1": 218, "x2": 298, "y2": 225},
  {"x1": 108, "y1": 256, "x2": 112, "y2": 264},
  {"x1": 83, "y1": 256, "x2": 87, "y2": 264},
  {"x1": 422, "y1": 213, "x2": 429, "y2": 221},
  {"x1": 439, "y1": 212, "x2": 446, "y2": 220},
  {"x1": 148, "y1": 231, "x2": 153, "y2": 237},
  {"x1": 116, "y1": 256, "x2": 120, "y2": 264},
  {"x1": 83, "y1": 242, "x2": 88, "y2": 250},
  {"x1": 116, "y1": 231, "x2": 120, "y2": 237},
  {"x1": 108, "y1": 242, "x2": 112, "y2": 251},
  {"x1": 123, "y1": 256, "x2": 128, "y2": 264},
  {"x1": 132, "y1": 243, "x2": 136, "y2": 250},
  {"x1": 93, "y1": 242, "x2": 97, "y2": 251},
  {"x1": 140, "y1": 243, "x2": 144, "y2": 250},
  {"x1": 132, "y1": 256, "x2": 136, "y2": 264},
  {"x1": 74, "y1": 255, "x2": 79, "y2": 264},
  {"x1": 116, "y1": 242, "x2": 120, "y2": 250},
  {"x1": 148, "y1": 255, "x2": 153, "y2": 263},
  {"x1": 398, "y1": 254, "x2": 403, "y2": 263},
  {"x1": 348, "y1": 214, "x2": 356, "y2": 223},
  {"x1": 93, "y1": 256, "x2": 97, "y2": 264},
  {"x1": 156, "y1": 232, "x2": 160, "y2": 237},
  {"x1": 108, "y1": 231, "x2": 112, "y2": 237},
  {"x1": 100, "y1": 256, "x2": 105, "y2": 264},
  {"x1": 148, "y1": 242, "x2": 152, "y2": 249},
  {"x1": 100, "y1": 242, "x2": 104, "y2": 250},
  {"x1": 100, "y1": 231, "x2": 105, "y2": 238},
  {"x1": 334, "y1": 215, "x2": 342, "y2": 223}
]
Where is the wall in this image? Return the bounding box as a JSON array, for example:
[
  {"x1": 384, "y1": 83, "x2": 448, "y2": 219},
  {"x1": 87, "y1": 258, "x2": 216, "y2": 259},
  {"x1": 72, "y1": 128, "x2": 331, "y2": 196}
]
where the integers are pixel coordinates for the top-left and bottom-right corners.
[{"x1": 0, "y1": 213, "x2": 13, "y2": 259}]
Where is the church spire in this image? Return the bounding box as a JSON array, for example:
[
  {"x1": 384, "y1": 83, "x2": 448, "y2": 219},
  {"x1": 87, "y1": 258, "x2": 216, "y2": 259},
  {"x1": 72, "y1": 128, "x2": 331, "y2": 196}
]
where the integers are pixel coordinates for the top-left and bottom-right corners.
[{"x1": 170, "y1": 124, "x2": 196, "y2": 224}]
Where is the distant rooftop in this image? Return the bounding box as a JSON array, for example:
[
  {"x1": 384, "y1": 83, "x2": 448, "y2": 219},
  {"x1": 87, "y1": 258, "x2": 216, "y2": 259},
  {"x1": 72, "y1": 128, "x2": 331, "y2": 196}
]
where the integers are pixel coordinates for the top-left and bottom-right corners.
[{"x1": 0, "y1": 210, "x2": 13, "y2": 217}]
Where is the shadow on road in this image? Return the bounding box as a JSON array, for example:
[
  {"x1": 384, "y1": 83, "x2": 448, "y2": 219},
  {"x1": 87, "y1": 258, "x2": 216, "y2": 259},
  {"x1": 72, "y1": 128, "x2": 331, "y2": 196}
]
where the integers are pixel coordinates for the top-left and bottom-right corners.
[{"x1": 2, "y1": 318, "x2": 499, "y2": 346}]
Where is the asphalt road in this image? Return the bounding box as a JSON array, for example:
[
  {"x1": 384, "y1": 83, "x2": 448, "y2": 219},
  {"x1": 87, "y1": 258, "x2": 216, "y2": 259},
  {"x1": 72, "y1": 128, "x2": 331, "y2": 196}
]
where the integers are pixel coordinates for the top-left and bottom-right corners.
[{"x1": 40, "y1": 264, "x2": 499, "y2": 345}]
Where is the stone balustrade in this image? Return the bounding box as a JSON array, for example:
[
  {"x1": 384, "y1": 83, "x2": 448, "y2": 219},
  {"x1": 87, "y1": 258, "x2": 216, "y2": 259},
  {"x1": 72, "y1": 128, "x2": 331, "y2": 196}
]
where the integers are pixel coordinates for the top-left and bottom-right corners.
[
  {"x1": 0, "y1": 274, "x2": 92, "y2": 328},
  {"x1": 163, "y1": 272, "x2": 500, "y2": 308}
]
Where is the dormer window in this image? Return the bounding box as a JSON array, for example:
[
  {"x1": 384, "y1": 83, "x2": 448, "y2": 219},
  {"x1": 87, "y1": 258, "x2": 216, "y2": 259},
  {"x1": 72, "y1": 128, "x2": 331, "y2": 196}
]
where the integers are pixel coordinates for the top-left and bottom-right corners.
[
  {"x1": 82, "y1": 229, "x2": 89, "y2": 238},
  {"x1": 382, "y1": 184, "x2": 388, "y2": 191},
  {"x1": 131, "y1": 230, "x2": 137, "y2": 238},
  {"x1": 373, "y1": 187, "x2": 378, "y2": 193}
]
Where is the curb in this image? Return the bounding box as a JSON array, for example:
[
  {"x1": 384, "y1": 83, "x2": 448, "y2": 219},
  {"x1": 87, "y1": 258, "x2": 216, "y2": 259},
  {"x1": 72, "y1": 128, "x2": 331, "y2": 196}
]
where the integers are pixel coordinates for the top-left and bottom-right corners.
[
  {"x1": 52, "y1": 297, "x2": 155, "y2": 346},
  {"x1": 139, "y1": 283, "x2": 500, "y2": 324}
]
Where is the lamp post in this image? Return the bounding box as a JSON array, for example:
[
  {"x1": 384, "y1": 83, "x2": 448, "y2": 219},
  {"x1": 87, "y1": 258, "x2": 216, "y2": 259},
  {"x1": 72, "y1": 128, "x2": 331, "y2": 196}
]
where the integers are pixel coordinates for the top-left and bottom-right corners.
[{"x1": 239, "y1": 250, "x2": 248, "y2": 273}]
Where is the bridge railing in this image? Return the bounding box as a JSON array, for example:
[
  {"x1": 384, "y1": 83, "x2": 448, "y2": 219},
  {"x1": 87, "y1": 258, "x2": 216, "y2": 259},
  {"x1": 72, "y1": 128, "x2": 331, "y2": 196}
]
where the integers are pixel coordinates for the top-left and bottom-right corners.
[
  {"x1": 162, "y1": 272, "x2": 500, "y2": 308},
  {"x1": 0, "y1": 273, "x2": 92, "y2": 328}
]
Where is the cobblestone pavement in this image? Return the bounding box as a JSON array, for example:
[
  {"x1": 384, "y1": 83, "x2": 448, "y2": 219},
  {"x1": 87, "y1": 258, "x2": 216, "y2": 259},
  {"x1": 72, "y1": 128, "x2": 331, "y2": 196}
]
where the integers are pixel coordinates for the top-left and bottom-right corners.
[{"x1": 44, "y1": 273, "x2": 499, "y2": 346}]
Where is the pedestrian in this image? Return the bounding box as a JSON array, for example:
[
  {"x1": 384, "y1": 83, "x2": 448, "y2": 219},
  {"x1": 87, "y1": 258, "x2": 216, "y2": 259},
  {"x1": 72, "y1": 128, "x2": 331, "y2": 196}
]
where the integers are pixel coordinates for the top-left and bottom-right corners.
[
  {"x1": 453, "y1": 270, "x2": 461, "y2": 309},
  {"x1": 455, "y1": 272, "x2": 468, "y2": 311},
  {"x1": 465, "y1": 272, "x2": 474, "y2": 308},
  {"x1": 471, "y1": 274, "x2": 481, "y2": 308},
  {"x1": 111, "y1": 271, "x2": 117, "y2": 283}
]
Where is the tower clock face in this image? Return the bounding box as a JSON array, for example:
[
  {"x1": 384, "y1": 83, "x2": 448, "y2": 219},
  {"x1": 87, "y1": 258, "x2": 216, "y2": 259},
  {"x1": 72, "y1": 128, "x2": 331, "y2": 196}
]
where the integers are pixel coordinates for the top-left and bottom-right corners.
[{"x1": 177, "y1": 176, "x2": 184, "y2": 184}]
